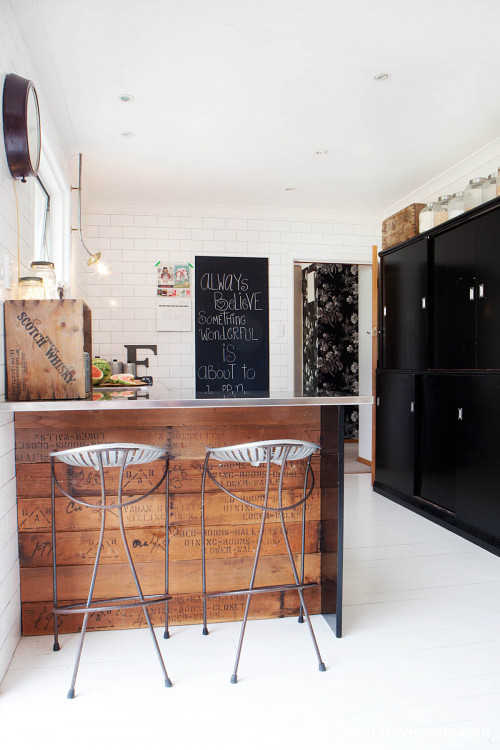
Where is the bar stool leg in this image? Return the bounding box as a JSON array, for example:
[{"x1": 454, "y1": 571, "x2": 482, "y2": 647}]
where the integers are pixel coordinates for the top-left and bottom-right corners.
[
  {"x1": 230, "y1": 500, "x2": 268, "y2": 683},
  {"x1": 298, "y1": 466, "x2": 309, "y2": 624},
  {"x1": 67, "y1": 612, "x2": 90, "y2": 699},
  {"x1": 296, "y1": 589, "x2": 326, "y2": 672},
  {"x1": 230, "y1": 593, "x2": 252, "y2": 684},
  {"x1": 143, "y1": 606, "x2": 172, "y2": 687},
  {"x1": 51, "y1": 459, "x2": 60, "y2": 652},
  {"x1": 67, "y1": 506, "x2": 107, "y2": 698},
  {"x1": 118, "y1": 500, "x2": 172, "y2": 687},
  {"x1": 164, "y1": 462, "x2": 170, "y2": 640},
  {"x1": 279, "y1": 503, "x2": 326, "y2": 672},
  {"x1": 201, "y1": 457, "x2": 209, "y2": 636}
]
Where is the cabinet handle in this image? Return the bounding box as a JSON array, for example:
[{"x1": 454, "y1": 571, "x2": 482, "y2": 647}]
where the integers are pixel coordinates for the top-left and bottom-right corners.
[
  {"x1": 458, "y1": 407, "x2": 463, "y2": 420},
  {"x1": 469, "y1": 287, "x2": 475, "y2": 301},
  {"x1": 383, "y1": 306, "x2": 387, "y2": 317},
  {"x1": 376, "y1": 396, "x2": 380, "y2": 406},
  {"x1": 410, "y1": 401, "x2": 415, "y2": 412},
  {"x1": 421, "y1": 297, "x2": 426, "y2": 309},
  {"x1": 479, "y1": 283, "x2": 485, "y2": 298}
]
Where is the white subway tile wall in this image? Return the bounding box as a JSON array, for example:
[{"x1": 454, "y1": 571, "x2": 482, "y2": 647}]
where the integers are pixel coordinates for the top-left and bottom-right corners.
[
  {"x1": 0, "y1": 3, "x2": 37, "y2": 681},
  {"x1": 84, "y1": 206, "x2": 381, "y2": 398}
]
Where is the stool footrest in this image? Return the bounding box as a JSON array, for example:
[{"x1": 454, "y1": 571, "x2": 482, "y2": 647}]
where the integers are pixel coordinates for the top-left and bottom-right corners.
[
  {"x1": 53, "y1": 593, "x2": 171, "y2": 615},
  {"x1": 203, "y1": 582, "x2": 318, "y2": 599}
]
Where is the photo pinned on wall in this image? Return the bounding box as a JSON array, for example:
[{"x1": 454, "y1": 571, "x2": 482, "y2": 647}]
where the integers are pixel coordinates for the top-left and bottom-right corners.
[
  {"x1": 156, "y1": 261, "x2": 193, "y2": 331},
  {"x1": 157, "y1": 264, "x2": 192, "y2": 297}
]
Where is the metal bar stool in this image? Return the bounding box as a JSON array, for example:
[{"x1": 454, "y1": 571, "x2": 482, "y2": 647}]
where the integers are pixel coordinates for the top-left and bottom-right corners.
[
  {"x1": 201, "y1": 439, "x2": 326, "y2": 683},
  {"x1": 50, "y1": 442, "x2": 172, "y2": 698}
]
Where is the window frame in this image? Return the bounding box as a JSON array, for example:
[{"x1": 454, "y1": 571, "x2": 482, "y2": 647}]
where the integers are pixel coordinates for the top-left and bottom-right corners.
[{"x1": 35, "y1": 134, "x2": 71, "y2": 285}]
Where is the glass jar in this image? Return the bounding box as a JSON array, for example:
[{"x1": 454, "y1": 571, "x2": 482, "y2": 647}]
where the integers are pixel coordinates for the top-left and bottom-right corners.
[
  {"x1": 448, "y1": 191, "x2": 465, "y2": 219},
  {"x1": 464, "y1": 177, "x2": 486, "y2": 211},
  {"x1": 30, "y1": 260, "x2": 57, "y2": 299},
  {"x1": 432, "y1": 195, "x2": 452, "y2": 227},
  {"x1": 482, "y1": 173, "x2": 497, "y2": 203},
  {"x1": 419, "y1": 203, "x2": 434, "y2": 233},
  {"x1": 18, "y1": 276, "x2": 44, "y2": 300}
]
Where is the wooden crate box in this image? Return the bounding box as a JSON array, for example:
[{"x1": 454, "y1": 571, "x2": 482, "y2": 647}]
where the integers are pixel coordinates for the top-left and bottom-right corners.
[
  {"x1": 4, "y1": 299, "x2": 91, "y2": 400},
  {"x1": 382, "y1": 203, "x2": 425, "y2": 250}
]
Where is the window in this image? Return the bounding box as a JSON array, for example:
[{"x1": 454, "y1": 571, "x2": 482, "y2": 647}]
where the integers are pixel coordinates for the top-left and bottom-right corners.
[
  {"x1": 34, "y1": 177, "x2": 50, "y2": 261},
  {"x1": 33, "y1": 134, "x2": 71, "y2": 285}
]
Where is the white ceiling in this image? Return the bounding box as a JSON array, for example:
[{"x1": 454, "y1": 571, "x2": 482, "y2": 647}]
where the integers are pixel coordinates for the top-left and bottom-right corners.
[{"x1": 12, "y1": 0, "x2": 500, "y2": 212}]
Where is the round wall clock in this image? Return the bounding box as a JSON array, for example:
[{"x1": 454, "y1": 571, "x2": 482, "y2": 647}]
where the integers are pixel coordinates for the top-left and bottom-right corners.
[{"x1": 2, "y1": 73, "x2": 41, "y2": 181}]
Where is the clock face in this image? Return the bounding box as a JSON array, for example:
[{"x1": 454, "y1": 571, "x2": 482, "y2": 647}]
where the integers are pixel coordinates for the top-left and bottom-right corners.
[{"x1": 26, "y1": 85, "x2": 41, "y2": 174}]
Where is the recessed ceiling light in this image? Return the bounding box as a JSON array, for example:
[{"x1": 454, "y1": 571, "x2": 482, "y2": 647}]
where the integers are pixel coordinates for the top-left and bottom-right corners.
[
  {"x1": 119, "y1": 94, "x2": 135, "y2": 102},
  {"x1": 373, "y1": 73, "x2": 391, "y2": 81},
  {"x1": 285, "y1": 187, "x2": 296, "y2": 191},
  {"x1": 121, "y1": 131, "x2": 135, "y2": 137},
  {"x1": 314, "y1": 149, "x2": 329, "y2": 156}
]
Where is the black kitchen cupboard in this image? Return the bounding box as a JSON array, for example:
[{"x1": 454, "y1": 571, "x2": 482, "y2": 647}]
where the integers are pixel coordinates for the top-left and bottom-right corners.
[
  {"x1": 375, "y1": 372, "x2": 416, "y2": 497},
  {"x1": 455, "y1": 374, "x2": 500, "y2": 538},
  {"x1": 417, "y1": 374, "x2": 457, "y2": 513},
  {"x1": 375, "y1": 197, "x2": 500, "y2": 555},
  {"x1": 432, "y1": 222, "x2": 476, "y2": 370},
  {"x1": 432, "y1": 204, "x2": 500, "y2": 370},
  {"x1": 475, "y1": 210, "x2": 500, "y2": 368},
  {"x1": 380, "y1": 237, "x2": 428, "y2": 370}
]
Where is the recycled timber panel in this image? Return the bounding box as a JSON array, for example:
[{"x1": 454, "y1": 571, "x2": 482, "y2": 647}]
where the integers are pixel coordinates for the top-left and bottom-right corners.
[
  {"x1": 14, "y1": 405, "x2": 339, "y2": 635},
  {"x1": 20, "y1": 556, "x2": 323, "y2": 601},
  {"x1": 22, "y1": 587, "x2": 321, "y2": 636}
]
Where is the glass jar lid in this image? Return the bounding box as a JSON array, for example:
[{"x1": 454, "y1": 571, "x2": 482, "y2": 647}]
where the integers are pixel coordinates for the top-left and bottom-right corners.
[
  {"x1": 19, "y1": 276, "x2": 43, "y2": 284},
  {"x1": 469, "y1": 177, "x2": 485, "y2": 185},
  {"x1": 437, "y1": 195, "x2": 452, "y2": 202},
  {"x1": 452, "y1": 191, "x2": 464, "y2": 198},
  {"x1": 488, "y1": 173, "x2": 497, "y2": 180},
  {"x1": 30, "y1": 261, "x2": 55, "y2": 268}
]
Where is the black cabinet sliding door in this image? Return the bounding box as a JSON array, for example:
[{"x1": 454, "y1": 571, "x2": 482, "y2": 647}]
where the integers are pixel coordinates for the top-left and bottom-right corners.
[
  {"x1": 417, "y1": 375, "x2": 457, "y2": 512},
  {"x1": 375, "y1": 372, "x2": 416, "y2": 496},
  {"x1": 381, "y1": 238, "x2": 428, "y2": 370},
  {"x1": 455, "y1": 375, "x2": 500, "y2": 537},
  {"x1": 432, "y1": 222, "x2": 476, "y2": 369},
  {"x1": 475, "y1": 211, "x2": 500, "y2": 369}
]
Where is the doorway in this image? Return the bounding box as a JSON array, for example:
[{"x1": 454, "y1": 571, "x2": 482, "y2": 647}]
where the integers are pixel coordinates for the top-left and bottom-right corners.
[{"x1": 293, "y1": 261, "x2": 372, "y2": 464}]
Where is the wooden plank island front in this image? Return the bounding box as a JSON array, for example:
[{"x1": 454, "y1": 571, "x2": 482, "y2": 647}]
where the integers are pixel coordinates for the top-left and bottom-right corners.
[{"x1": 8, "y1": 396, "x2": 368, "y2": 639}]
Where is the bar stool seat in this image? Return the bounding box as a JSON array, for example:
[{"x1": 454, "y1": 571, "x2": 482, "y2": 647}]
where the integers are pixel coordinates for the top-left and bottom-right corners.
[
  {"x1": 50, "y1": 443, "x2": 171, "y2": 698},
  {"x1": 201, "y1": 439, "x2": 326, "y2": 683}
]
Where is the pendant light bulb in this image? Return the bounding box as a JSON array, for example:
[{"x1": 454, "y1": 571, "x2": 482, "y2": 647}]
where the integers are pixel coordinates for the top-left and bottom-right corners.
[{"x1": 87, "y1": 251, "x2": 102, "y2": 266}]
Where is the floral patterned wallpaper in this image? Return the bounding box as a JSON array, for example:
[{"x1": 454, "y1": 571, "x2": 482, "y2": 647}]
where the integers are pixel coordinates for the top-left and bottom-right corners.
[{"x1": 302, "y1": 263, "x2": 359, "y2": 439}]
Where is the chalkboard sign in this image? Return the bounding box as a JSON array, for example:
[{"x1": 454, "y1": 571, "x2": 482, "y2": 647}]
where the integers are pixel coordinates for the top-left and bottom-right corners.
[{"x1": 195, "y1": 256, "x2": 269, "y2": 398}]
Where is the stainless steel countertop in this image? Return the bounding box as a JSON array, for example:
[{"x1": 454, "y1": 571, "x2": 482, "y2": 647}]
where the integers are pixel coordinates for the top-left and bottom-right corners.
[{"x1": 0, "y1": 386, "x2": 372, "y2": 412}]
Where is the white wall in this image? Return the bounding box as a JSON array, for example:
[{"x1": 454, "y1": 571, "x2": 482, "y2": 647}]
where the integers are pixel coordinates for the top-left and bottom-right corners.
[
  {"x1": 0, "y1": 2, "x2": 72, "y2": 684},
  {"x1": 0, "y1": 3, "x2": 34, "y2": 683},
  {"x1": 84, "y1": 201, "x2": 381, "y2": 399}
]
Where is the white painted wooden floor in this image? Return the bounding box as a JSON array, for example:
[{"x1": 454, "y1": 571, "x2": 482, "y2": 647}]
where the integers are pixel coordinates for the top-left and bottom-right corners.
[{"x1": 1, "y1": 474, "x2": 499, "y2": 749}]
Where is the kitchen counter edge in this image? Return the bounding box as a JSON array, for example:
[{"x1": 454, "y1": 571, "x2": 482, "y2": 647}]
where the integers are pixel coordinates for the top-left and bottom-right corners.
[{"x1": 0, "y1": 395, "x2": 372, "y2": 413}]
